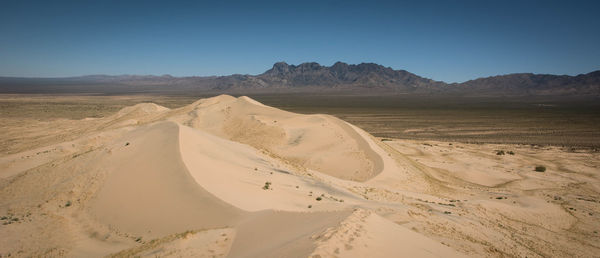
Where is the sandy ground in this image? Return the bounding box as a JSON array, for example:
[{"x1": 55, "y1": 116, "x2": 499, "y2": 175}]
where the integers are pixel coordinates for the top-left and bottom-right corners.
[{"x1": 0, "y1": 95, "x2": 598, "y2": 257}]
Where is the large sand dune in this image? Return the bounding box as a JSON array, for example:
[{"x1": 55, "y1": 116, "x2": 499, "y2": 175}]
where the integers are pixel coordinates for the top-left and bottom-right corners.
[{"x1": 1, "y1": 95, "x2": 599, "y2": 257}]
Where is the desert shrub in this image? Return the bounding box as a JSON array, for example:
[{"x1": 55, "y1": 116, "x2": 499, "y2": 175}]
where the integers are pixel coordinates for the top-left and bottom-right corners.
[
  {"x1": 496, "y1": 150, "x2": 505, "y2": 155},
  {"x1": 316, "y1": 197, "x2": 322, "y2": 201},
  {"x1": 65, "y1": 201, "x2": 72, "y2": 207},
  {"x1": 534, "y1": 166, "x2": 546, "y2": 172},
  {"x1": 262, "y1": 182, "x2": 271, "y2": 190},
  {"x1": 507, "y1": 151, "x2": 515, "y2": 155}
]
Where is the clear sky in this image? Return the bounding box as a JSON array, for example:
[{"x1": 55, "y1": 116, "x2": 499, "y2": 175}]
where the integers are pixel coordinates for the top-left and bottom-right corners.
[{"x1": 1, "y1": 0, "x2": 599, "y2": 82}]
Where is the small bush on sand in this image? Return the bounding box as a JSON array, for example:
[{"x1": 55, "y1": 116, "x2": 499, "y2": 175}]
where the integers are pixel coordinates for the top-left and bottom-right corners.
[
  {"x1": 262, "y1": 182, "x2": 272, "y2": 190},
  {"x1": 534, "y1": 166, "x2": 546, "y2": 172},
  {"x1": 496, "y1": 150, "x2": 505, "y2": 155},
  {"x1": 316, "y1": 197, "x2": 322, "y2": 201}
]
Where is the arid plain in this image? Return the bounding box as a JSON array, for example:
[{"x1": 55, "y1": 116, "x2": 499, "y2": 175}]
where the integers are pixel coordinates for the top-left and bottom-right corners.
[{"x1": 1, "y1": 94, "x2": 599, "y2": 257}]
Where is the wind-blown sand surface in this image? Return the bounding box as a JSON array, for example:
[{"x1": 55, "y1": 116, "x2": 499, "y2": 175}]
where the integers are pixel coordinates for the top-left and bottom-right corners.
[{"x1": 0, "y1": 95, "x2": 598, "y2": 257}]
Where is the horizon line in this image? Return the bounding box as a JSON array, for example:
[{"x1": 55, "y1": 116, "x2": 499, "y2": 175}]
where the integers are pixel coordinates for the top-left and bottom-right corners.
[{"x1": 0, "y1": 61, "x2": 598, "y2": 84}]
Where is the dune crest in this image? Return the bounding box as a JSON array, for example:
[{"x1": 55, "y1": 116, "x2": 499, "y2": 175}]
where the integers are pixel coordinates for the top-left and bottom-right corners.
[
  {"x1": 169, "y1": 95, "x2": 385, "y2": 182},
  {"x1": 89, "y1": 121, "x2": 242, "y2": 238}
]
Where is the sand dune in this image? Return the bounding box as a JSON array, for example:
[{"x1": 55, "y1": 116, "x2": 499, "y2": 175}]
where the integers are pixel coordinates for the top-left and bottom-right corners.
[
  {"x1": 179, "y1": 123, "x2": 349, "y2": 212},
  {"x1": 169, "y1": 95, "x2": 383, "y2": 182},
  {"x1": 1, "y1": 95, "x2": 599, "y2": 257},
  {"x1": 89, "y1": 122, "x2": 242, "y2": 238},
  {"x1": 311, "y1": 209, "x2": 466, "y2": 258}
]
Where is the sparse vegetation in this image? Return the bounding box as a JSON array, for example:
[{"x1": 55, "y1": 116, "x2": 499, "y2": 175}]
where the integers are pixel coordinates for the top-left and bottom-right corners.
[
  {"x1": 496, "y1": 149, "x2": 515, "y2": 155},
  {"x1": 65, "y1": 201, "x2": 72, "y2": 207},
  {"x1": 316, "y1": 197, "x2": 322, "y2": 201},
  {"x1": 262, "y1": 181, "x2": 272, "y2": 190},
  {"x1": 308, "y1": 205, "x2": 312, "y2": 208},
  {"x1": 1, "y1": 214, "x2": 20, "y2": 225},
  {"x1": 534, "y1": 166, "x2": 546, "y2": 172}
]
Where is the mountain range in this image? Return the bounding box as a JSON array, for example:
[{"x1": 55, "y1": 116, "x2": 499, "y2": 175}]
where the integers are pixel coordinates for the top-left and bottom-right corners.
[{"x1": 1, "y1": 62, "x2": 599, "y2": 96}]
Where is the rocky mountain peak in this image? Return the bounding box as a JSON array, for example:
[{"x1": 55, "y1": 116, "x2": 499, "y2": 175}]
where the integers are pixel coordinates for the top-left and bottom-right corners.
[
  {"x1": 331, "y1": 61, "x2": 350, "y2": 73},
  {"x1": 265, "y1": 62, "x2": 290, "y2": 75},
  {"x1": 296, "y1": 62, "x2": 324, "y2": 71}
]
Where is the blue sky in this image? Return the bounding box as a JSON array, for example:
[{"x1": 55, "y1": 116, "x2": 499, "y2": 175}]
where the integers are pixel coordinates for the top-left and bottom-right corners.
[{"x1": 1, "y1": 0, "x2": 599, "y2": 82}]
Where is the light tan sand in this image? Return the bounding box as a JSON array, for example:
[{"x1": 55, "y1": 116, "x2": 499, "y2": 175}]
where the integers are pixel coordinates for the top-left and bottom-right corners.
[
  {"x1": 168, "y1": 95, "x2": 383, "y2": 182},
  {"x1": 109, "y1": 228, "x2": 236, "y2": 257},
  {"x1": 1, "y1": 95, "x2": 599, "y2": 257},
  {"x1": 89, "y1": 122, "x2": 242, "y2": 238},
  {"x1": 228, "y1": 210, "x2": 351, "y2": 258},
  {"x1": 179, "y1": 123, "x2": 348, "y2": 212},
  {"x1": 311, "y1": 209, "x2": 466, "y2": 258}
]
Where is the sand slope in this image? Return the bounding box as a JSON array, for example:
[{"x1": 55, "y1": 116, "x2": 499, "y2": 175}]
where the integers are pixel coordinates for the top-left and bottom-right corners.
[
  {"x1": 179, "y1": 123, "x2": 350, "y2": 212},
  {"x1": 89, "y1": 121, "x2": 242, "y2": 239},
  {"x1": 169, "y1": 95, "x2": 383, "y2": 182},
  {"x1": 311, "y1": 209, "x2": 467, "y2": 258}
]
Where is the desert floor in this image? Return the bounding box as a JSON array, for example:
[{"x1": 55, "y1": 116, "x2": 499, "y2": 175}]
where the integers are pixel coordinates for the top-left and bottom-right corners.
[{"x1": 0, "y1": 94, "x2": 599, "y2": 257}]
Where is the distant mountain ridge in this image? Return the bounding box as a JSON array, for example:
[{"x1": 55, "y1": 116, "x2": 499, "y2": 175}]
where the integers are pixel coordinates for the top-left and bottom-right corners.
[
  {"x1": 1, "y1": 62, "x2": 598, "y2": 96},
  {"x1": 258, "y1": 62, "x2": 444, "y2": 90}
]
